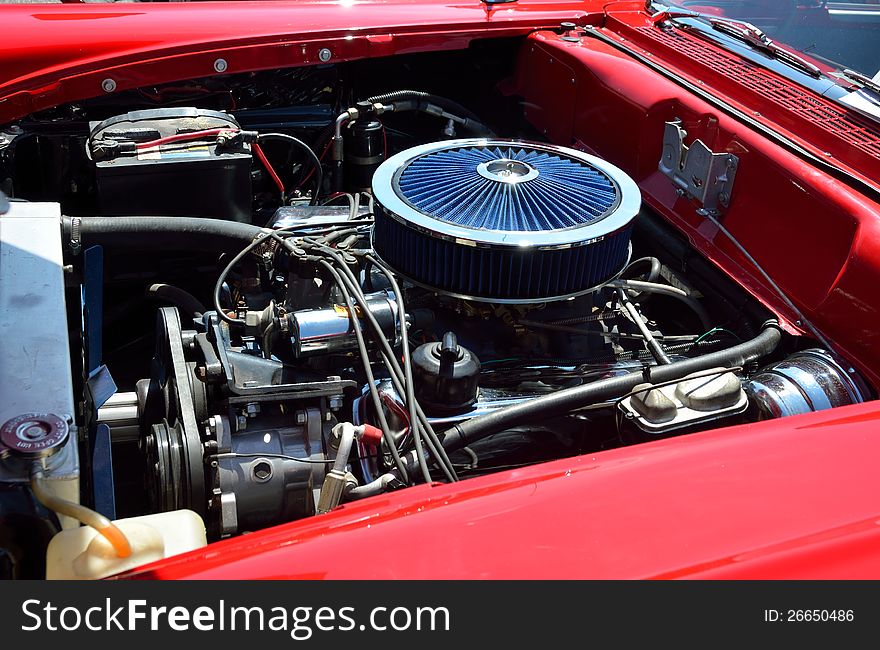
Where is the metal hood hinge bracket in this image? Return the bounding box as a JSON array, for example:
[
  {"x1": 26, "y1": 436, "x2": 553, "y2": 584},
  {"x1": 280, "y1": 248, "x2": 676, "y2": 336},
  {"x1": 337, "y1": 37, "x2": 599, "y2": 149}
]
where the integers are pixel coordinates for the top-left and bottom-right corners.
[{"x1": 659, "y1": 120, "x2": 738, "y2": 215}]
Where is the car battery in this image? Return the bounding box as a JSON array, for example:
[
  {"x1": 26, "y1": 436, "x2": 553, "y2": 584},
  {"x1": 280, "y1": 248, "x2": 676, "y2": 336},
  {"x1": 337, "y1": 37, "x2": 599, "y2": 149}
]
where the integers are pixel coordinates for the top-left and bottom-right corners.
[{"x1": 89, "y1": 108, "x2": 252, "y2": 222}]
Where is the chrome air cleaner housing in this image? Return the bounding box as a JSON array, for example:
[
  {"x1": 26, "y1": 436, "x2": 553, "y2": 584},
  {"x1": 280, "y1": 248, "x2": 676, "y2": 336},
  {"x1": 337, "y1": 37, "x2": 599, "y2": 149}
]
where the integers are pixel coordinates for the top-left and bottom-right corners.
[{"x1": 371, "y1": 139, "x2": 641, "y2": 303}]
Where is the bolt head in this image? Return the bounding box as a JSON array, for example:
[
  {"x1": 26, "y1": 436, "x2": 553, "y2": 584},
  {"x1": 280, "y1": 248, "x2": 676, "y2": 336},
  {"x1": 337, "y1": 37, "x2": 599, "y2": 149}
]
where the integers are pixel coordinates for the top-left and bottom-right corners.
[
  {"x1": 318, "y1": 48, "x2": 332, "y2": 62},
  {"x1": 236, "y1": 415, "x2": 248, "y2": 431},
  {"x1": 295, "y1": 411, "x2": 307, "y2": 425},
  {"x1": 214, "y1": 58, "x2": 228, "y2": 73},
  {"x1": 101, "y1": 78, "x2": 117, "y2": 93}
]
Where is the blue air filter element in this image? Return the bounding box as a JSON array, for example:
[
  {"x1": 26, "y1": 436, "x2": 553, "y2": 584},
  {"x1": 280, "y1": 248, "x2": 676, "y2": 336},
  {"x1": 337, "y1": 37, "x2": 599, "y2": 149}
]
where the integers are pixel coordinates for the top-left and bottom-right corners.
[{"x1": 372, "y1": 139, "x2": 640, "y2": 303}]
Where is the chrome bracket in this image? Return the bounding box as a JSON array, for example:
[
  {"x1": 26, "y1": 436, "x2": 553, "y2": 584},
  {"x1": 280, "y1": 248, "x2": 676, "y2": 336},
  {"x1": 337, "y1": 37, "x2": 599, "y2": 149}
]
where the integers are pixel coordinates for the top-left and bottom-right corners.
[{"x1": 659, "y1": 120, "x2": 738, "y2": 215}]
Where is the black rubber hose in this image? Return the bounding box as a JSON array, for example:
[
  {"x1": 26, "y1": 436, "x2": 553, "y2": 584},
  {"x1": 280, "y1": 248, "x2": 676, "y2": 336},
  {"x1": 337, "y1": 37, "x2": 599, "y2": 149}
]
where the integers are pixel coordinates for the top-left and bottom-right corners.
[
  {"x1": 147, "y1": 284, "x2": 206, "y2": 318},
  {"x1": 396, "y1": 321, "x2": 782, "y2": 476},
  {"x1": 365, "y1": 90, "x2": 495, "y2": 136},
  {"x1": 481, "y1": 338, "x2": 730, "y2": 370},
  {"x1": 623, "y1": 256, "x2": 662, "y2": 284},
  {"x1": 621, "y1": 256, "x2": 662, "y2": 301},
  {"x1": 63, "y1": 216, "x2": 266, "y2": 251}
]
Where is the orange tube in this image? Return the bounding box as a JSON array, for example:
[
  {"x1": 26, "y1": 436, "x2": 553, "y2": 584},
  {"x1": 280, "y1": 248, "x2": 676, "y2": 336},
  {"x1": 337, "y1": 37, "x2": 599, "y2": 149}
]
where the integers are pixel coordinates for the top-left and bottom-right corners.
[
  {"x1": 30, "y1": 468, "x2": 132, "y2": 559},
  {"x1": 95, "y1": 524, "x2": 132, "y2": 559}
]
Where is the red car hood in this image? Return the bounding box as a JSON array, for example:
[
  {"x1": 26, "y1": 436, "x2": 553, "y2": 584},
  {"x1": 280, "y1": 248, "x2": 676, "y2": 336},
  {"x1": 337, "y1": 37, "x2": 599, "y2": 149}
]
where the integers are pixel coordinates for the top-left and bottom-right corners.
[
  {"x1": 0, "y1": 0, "x2": 598, "y2": 123},
  {"x1": 127, "y1": 401, "x2": 880, "y2": 579}
]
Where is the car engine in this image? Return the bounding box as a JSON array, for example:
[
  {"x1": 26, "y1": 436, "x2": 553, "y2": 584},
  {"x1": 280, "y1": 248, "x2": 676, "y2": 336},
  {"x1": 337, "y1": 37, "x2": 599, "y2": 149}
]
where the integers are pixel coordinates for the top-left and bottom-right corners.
[{"x1": 0, "y1": 43, "x2": 871, "y2": 578}]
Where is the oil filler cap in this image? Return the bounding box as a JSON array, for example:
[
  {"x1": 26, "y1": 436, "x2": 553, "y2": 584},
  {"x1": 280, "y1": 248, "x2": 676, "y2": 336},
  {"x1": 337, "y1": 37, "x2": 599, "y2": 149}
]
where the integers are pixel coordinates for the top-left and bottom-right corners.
[
  {"x1": 412, "y1": 332, "x2": 480, "y2": 414},
  {"x1": 0, "y1": 413, "x2": 69, "y2": 459}
]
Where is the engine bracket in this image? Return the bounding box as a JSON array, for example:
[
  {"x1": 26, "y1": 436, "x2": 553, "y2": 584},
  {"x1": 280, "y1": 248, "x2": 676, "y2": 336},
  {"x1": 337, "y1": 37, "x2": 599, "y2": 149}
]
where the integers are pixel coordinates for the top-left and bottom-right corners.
[{"x1": 659, "y1": 120, "x2": 738, "y2": 215}]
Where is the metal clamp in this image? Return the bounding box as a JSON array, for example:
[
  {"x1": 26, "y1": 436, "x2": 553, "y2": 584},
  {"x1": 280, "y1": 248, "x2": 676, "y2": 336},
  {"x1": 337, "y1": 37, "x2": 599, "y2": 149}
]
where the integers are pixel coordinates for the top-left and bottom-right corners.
[
  {"x1": 659, "y1": 120, "x2": 738, "y2": 215},
  {"x1": 69, "y1": 217, "x2": 82, "y2": 256}
]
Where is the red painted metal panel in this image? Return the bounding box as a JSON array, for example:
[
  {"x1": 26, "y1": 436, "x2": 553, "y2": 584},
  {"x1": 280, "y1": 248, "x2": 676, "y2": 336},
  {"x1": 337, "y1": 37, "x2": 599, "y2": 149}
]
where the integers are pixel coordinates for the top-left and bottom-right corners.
[
  {"x1": 0, "y1": 0, "x2": 600, "y2": 124},
  {"x1": 512, "y1": 30, "x2": 880, "y2": 388},
  {"x1": 612, "y1": 14, "x2": 880, "y2": 189},
  {"x1": 126, "y1": 401, "x2": 880, "y2": 579}
]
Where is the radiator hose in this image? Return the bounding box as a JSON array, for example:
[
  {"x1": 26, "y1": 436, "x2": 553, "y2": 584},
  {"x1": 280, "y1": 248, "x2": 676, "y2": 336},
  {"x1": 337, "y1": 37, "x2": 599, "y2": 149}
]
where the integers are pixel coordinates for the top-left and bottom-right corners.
[
  {"x1": 395, "y1": 320, "x2": 782, "y2": 479},
  {"x1": 62, "y1": 216, "x2": 267, "y2": 252}
]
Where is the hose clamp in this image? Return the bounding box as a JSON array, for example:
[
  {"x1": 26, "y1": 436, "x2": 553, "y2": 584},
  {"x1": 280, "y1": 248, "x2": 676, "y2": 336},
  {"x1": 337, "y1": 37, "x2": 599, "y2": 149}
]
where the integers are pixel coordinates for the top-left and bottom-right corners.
[{"x1": 69, "y1": 217, "x2": 82, "y2": 256}]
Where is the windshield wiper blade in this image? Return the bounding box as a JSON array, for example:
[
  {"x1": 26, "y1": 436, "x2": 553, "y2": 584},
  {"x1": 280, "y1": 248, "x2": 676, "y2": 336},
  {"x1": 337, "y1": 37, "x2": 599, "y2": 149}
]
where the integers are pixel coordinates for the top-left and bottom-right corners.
[
  {"x1": 652, "y1": 7, "x2": 824, "y2": 80},
  {"x1": 835, "y1": 68, "x2": 880, "y2": 98},
  {"x1": 649, "y1": 7, "x2": 703, "y2": 23},
  {"x1": 706, "y1": 18, "x2": 822, "y2": 78}
]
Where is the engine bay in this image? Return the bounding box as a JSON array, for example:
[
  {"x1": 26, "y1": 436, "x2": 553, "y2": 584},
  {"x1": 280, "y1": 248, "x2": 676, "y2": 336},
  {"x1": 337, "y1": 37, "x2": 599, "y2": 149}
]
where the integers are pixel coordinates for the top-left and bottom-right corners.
[{"x1": 0, "y1": 37, "x2": 872, "y2": 579}]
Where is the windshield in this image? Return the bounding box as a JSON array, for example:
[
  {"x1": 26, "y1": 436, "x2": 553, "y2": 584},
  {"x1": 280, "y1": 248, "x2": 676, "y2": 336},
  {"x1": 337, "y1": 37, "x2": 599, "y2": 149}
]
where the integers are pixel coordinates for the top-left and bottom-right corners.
[{"x1": 660, "y1": 1, "x2": 880, "y2": 80}]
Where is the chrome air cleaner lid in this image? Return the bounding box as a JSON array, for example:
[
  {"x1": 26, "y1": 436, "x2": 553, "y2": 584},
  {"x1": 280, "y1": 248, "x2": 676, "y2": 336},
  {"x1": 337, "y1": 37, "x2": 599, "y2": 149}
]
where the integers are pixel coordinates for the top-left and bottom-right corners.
[{"x1": 371, "y1": 139, "x2": 641, "y2": 303}]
